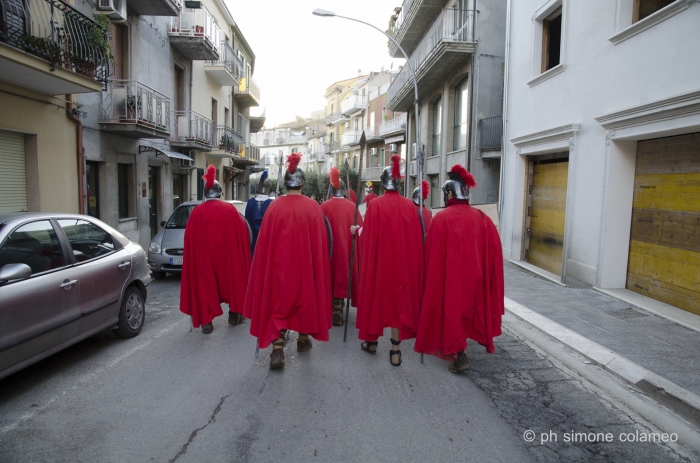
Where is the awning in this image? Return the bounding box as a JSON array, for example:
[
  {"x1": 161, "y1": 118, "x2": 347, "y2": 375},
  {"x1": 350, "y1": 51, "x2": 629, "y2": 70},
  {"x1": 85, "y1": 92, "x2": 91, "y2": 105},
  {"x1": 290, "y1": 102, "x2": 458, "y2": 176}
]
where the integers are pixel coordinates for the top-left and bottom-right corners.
[
  {"x1": 385, "y1": 135, "x2": 405, "y2": 144},
  {"x1": 139, "y1": 145, "x2": 193, "y2": 161}
]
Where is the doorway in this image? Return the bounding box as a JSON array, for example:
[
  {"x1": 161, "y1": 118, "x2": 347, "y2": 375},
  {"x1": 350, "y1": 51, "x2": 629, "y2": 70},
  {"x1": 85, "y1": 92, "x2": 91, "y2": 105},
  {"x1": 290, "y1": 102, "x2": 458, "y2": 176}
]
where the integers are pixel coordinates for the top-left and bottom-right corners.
[
  {"x1": 86, "y1": 161, "x2": 100, "y2": 219},
  {"x1": 148, "y1": 166, "x2": 160, "y2": 238}
]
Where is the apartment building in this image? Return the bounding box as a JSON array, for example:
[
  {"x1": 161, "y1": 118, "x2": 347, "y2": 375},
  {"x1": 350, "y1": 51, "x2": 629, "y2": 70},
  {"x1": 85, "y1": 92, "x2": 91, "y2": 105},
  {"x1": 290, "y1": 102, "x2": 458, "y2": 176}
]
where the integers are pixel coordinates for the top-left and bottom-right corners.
[
  {"x1": 499, "y1": 0, "x2": 700, "y2": 317},
  {"x1": 386, "y1": 0, "x2": 506, "y2": 208},
  {"x1": 324, "y1": 75, "x2": 366, "y2": 171}
]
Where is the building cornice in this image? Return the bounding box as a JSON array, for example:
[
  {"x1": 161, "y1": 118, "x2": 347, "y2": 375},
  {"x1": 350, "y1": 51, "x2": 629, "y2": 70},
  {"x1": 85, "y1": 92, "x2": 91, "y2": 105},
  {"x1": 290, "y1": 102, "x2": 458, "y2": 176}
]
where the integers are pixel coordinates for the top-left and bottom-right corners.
[{"x1": 511, "y1": 124, "x2": 580, "y2": 155}]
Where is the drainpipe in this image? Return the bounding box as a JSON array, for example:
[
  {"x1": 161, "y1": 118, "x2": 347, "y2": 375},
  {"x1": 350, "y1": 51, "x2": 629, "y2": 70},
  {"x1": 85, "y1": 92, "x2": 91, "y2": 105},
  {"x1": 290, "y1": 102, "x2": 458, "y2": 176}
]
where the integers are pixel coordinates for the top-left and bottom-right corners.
[
  {"x1": 498, "y1": 0, "x2": 512, "y2": 226},
  {"x1": 66, "y1": 94, "x2": 85, "y2": 214}
]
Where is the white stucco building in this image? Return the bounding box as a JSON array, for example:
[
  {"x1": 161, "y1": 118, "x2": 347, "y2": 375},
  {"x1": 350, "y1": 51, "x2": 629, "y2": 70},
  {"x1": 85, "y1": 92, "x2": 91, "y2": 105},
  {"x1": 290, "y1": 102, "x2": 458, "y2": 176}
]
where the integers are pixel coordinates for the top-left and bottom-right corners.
[{"x1": 500, "y1": 0, "x2": 700, "y2": 318}]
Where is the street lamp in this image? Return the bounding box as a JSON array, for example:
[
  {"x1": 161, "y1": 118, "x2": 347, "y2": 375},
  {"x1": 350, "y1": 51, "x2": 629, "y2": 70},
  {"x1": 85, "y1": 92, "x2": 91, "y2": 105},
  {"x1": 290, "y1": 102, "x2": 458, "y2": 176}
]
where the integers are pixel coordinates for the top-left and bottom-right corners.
[{"x1": 312, "y1": 8, "x2": 424, "y2": 209}]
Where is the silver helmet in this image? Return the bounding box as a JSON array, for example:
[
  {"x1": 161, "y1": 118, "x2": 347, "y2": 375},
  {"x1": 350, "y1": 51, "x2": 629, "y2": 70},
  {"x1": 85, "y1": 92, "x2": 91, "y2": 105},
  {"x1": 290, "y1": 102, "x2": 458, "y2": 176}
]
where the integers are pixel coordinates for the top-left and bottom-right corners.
[
  {"x1": 380, "y1": 154, "x2": 403, "y2": 191},
  {"x1": 442, "y1": 164, "x2": 476, "y2": 203},
  {"x1": 329, "y1": 167, "x2": 346, "y2": 198},
  {"x1": 412, "y1": 180, "x2": 429, "y2": 205},
  {"x1": 202, "y1": 165, "x2": 222, "y2": 199},
  {"x1": 284, "y1": 152, "x2": 305, "y2": 189}
]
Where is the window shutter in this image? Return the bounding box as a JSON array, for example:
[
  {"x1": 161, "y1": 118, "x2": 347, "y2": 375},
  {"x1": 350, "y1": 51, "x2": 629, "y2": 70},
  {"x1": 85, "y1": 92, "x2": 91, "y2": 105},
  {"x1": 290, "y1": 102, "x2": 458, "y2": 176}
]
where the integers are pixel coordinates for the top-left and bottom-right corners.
[
  {"x1": 0, "y1": 130, "x2": 27, "y2": 212},
  {"x1": 196, "y1": 168, "x2": 204, "y2": 200},
  {"x1": 108, "y1": 23, "x2": 124, "y2": 80}
]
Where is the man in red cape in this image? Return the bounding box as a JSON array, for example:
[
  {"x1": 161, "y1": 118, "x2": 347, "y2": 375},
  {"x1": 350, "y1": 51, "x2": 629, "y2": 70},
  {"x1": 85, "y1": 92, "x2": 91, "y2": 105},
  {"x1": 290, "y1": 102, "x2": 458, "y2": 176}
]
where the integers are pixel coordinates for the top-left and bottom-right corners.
[
  {"x1": 415, "y1": 164, "x2": 504, "y2": 373},
  {"x1": 352, "y1": 155, "x2": 423, "y2": 366},
  {"x1": 347, "y1": 182, "x2": 357, "y2": 205},
  {"x1": 412, "y1": 180, "x2": 432, "y2": 230},
  {"x1": 243, "y1": 153, "x2": 332, "y2": 369},
  {"x1": 321, "y1": 167, "x2": 363, "y2": 326},
  {"x1": 363, "y1": 186, "x2": 378, "y2": 206},
  {"x1": 180, "y1": 165, "x2": 252, "y2": 334}
]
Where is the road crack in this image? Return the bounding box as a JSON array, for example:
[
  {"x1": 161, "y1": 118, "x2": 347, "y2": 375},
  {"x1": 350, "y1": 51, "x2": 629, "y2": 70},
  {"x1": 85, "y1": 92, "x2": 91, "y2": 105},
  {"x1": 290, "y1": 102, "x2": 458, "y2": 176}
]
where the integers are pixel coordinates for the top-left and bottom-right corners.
[{"x1": 169, "y1": 393, "x2": 231, "y2": 463}]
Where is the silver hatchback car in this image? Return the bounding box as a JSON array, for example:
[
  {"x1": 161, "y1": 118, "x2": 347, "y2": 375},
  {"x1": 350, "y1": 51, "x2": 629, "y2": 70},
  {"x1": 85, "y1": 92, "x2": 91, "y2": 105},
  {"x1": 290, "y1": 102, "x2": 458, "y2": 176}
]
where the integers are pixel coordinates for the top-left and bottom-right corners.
[
  {"x1": 0, "y1": 213, "x2": 151, "y2": 381},
  {"x1": 148, "y1": 200, "x2": 246, "y2": 279}
]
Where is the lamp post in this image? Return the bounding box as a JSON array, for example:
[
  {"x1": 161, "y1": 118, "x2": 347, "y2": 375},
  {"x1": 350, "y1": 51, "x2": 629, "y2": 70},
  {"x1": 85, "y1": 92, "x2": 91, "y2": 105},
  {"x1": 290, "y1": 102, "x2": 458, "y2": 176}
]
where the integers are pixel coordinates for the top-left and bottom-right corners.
[{"x1": 312, "y1": 9, "x2": 424, "y2": 211}]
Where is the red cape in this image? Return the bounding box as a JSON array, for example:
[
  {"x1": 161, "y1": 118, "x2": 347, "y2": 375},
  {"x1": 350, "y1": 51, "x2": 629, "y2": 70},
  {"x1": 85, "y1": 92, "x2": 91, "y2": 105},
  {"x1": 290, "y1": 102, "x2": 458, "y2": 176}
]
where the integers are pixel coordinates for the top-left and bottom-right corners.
[
  {"x1": 243, "y1": 195, "x2": 332, "y2": 348},
  {"x1": 356, "y1": 191, "x2": 424, "y2": 341},
  {"x1": 415, "y1": 204, "x2": 432, "y2": 231},
  {"x1": 363, "y1": 193, "x2": 378, "y2": 205},
  {"x1": 348, "y1": 189, "x2": 357, "y2": 204},
  {"x1": 415, "y1": 203, "x2": 504, "y2": 359},
  {"x1": 180, "y1": 200, "x2": 251, "y2": 327},
  {"x1": 321, "y1": 198, "x2": 364, "y2": 302}
]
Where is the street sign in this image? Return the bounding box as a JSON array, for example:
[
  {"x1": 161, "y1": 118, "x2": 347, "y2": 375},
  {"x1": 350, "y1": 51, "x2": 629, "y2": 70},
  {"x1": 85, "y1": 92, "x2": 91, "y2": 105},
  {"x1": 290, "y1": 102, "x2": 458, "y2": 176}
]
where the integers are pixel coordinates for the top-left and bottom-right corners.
[{"x1": 365, "y1": 181, "x2": 372, "y2": 187}]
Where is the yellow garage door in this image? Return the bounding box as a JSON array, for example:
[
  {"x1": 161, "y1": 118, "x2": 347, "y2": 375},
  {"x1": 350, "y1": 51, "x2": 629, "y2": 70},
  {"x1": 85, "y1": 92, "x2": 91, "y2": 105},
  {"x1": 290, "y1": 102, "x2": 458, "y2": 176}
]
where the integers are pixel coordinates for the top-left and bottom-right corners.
[
  {"x1": 0, "y1": 130, "x2": 27, "y2": 213},
  {"x1": 525, "y1": 158, "x2": 569, "y2": 276},
  {"x1": 626, "y1": 133, "x2": 700, "y2": 315}
]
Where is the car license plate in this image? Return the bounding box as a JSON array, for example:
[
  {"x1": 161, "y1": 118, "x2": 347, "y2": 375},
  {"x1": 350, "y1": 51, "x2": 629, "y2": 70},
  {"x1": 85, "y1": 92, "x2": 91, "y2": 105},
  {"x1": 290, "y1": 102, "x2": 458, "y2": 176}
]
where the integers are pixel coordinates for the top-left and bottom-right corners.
[{"x1": 170, "y1": 257, "x2": 183, "y2": 265}]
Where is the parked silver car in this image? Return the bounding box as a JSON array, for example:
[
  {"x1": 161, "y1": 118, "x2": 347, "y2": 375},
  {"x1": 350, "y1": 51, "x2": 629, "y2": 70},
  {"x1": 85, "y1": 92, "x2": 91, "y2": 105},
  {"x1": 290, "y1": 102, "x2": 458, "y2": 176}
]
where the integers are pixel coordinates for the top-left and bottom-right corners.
[
  {"x1": 148, "y1": 200, "x2": 246, "y2": 279},
  {"x1": 0, "y1": 213, "x2": 151, "y2": 381}
]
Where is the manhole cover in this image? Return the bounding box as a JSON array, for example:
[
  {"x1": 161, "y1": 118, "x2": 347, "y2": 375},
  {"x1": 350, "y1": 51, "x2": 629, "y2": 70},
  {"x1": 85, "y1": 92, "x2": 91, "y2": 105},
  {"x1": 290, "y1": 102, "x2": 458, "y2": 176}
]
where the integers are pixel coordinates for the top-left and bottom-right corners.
[{"x1": 606, "y1": 308, "x2": 648, "y2": 319}]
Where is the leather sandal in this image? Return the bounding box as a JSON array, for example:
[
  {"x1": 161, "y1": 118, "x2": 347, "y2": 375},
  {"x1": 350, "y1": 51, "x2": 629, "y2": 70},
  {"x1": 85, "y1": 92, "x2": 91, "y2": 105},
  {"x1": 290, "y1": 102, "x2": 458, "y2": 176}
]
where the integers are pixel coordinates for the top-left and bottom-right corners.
[
  {"x1": 201, "y1": 323, "x2": 213, "y2": 334},
  {"x1": 228, "y1": 312, "x2": 245, "y2": 326},
  {"x1": 448, "y1": 351, "x2": 470, "y2": 373},
  {"x1": 332, "y1": 299, "x2": 345, "y2": 326},
  {"x1": 361, "y1": 341, "x2": 378, "y2": 353},
  {"x1": 390, "y1": 338, "x2": 402, "y2": 366},
  {"x1": 297, "y1": 334, "x2": 312, "y2": 352},
  {"x1": 270, "y1": 339, "x2": 285, "y2": 369}
]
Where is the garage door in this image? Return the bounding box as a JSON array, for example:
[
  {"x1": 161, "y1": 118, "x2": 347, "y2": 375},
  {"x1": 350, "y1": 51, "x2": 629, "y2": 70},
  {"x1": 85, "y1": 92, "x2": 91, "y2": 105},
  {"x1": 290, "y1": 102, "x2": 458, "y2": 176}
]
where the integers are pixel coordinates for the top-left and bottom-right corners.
[
  {"x1": 525, "y1": 157, "x2": 569, "y2": 277},
  {"x1": 0, "y1": 130, "x2": 27, "y2": 213},
  {"x1": 626, "y1": 133, "x2": 700, "y2": 315}
]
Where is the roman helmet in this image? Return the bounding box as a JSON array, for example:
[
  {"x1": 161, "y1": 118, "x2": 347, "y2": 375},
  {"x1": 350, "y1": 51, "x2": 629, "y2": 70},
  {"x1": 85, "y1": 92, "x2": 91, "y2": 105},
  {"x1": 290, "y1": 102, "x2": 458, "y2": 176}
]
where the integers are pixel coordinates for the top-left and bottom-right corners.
[
  {"x1": 412, "y1": 180, "x2": 430, "y2": 205},
  {"x1": 258, "y1": 170, "x2": 271, "y2": 195},
  {"x1": 283, "y1": 152, "x2": 305, "y2": 189},
  {"x1": 202, "y1": 165, "x2": 223, "y2": 199},
  {"x1": 442, "y1": 164, "x2": 477, "y2": 204},
  {"x1": 379, "y1": 154, "x2": 403, "y2": 191},
  {"x1": 329, "y1": 167, "x2": 346, "y2": 198}
]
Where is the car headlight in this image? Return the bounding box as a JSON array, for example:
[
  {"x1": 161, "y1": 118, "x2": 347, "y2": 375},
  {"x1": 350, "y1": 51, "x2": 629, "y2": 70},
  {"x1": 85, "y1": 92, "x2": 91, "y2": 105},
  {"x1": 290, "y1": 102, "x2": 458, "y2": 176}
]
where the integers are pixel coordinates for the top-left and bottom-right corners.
[{"x1": 149, "y1": 242, "x2": 161, "y2": 254}]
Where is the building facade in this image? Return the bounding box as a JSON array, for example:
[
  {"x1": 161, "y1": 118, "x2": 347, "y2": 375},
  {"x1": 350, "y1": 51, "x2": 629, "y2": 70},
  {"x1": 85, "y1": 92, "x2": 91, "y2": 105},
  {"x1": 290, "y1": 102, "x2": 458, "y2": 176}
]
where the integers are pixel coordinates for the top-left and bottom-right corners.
[
  {"x1": 499, "y1": 0, "x2": 700, "y2": 317},
  {"x1": 386, "y1": 0, "x2": 506, "y2": 208}
]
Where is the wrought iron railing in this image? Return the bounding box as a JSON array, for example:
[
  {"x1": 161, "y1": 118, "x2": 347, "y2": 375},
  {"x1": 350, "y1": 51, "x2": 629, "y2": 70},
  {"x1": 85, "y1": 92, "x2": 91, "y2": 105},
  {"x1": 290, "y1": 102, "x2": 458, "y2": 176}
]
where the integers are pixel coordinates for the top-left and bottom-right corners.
[
  {"x1": 214, "y1": 126, "x2": 243, "y2": 153},
  {"x1": 341, "y1": 94, "x2": 367, "y2": 114},
  {"x1": 172, "y1": 110, "x2": 213, "y2": 146},
  {"x1": 479, "y1": 115, "x2": 502, "y2": 151},
  {"x1": 0, "y1": 0, "x2": 111, "y2": 82},
  {"x1": 238, "y1": 75, "x2": 261, "y2": 102},
  {"x1": 101, "y1": 80, "x2": 170, "y2": 132},
  {"x1": 379, "y1": 113, "x2": 407, "y2": 136},
  {"x1": 388, "y1": 0, "x2": 414, "y2": 37},
  {"x1": 387, "y1": 8, "x2": 476, "y2": 103},
  {"x1": 170, "y1": 3, "x2": 221, "y2": 54},
  {"x1": 207, "y1": 41, "x2": 242, "y2": 79}
]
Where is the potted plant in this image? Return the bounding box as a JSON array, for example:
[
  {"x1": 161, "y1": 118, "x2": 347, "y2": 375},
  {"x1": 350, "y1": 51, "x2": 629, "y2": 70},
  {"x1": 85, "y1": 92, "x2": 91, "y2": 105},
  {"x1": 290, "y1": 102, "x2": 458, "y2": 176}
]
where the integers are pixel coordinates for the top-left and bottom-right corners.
[
  {"x1": 68, "y1": 14, "x2": 114, "y2": 78},
  {"x1": 21, "y1": 36, "x2": 63, "y2": 64}
]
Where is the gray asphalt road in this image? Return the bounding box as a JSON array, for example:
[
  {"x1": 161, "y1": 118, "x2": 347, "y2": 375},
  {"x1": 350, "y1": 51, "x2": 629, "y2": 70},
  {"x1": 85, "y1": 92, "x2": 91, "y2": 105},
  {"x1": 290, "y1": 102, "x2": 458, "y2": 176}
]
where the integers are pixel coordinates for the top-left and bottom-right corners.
[{"x1": 0, "y1": 276, "x2": 688, "y2": 462}]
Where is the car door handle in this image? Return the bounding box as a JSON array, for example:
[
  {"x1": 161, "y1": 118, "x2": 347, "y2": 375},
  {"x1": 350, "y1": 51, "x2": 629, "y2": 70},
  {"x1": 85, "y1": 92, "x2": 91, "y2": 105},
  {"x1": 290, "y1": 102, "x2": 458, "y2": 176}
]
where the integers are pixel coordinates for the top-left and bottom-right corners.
[
  {"x1": 61, "y1": 279, "x2": 78, "y2": 289},
  {"x1": 118, "y1": 262, "x2": 131, "y2": 270}
]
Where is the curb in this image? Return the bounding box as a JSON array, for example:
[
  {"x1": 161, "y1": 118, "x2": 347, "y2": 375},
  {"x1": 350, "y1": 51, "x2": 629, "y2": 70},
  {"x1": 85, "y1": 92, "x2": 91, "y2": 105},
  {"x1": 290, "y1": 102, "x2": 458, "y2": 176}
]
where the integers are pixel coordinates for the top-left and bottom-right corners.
[{"x1": 504, "y1": 297, "x2": 700, "y2": 429}]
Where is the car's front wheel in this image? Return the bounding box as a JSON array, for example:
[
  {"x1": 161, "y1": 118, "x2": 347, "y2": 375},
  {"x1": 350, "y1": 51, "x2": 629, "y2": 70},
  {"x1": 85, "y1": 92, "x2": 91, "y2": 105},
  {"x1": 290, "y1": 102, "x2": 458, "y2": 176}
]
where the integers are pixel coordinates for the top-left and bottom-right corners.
[{"x1": 113, "y1": 286, "x2": 145, "y2": 338}]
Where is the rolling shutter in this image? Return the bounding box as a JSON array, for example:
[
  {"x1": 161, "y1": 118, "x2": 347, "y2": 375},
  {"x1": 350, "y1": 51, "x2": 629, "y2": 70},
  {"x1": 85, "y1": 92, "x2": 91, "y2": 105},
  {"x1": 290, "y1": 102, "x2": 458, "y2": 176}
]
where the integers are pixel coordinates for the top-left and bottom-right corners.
[
  {"x1": 626, "y1": 133, "x2": 700, "y2": 315},
  {"x1": 108, "y1": 23, "x2": 124, "y2": 80},
  {"x1": 0, "y1": 130, "x2": 27, "y2": 212}
]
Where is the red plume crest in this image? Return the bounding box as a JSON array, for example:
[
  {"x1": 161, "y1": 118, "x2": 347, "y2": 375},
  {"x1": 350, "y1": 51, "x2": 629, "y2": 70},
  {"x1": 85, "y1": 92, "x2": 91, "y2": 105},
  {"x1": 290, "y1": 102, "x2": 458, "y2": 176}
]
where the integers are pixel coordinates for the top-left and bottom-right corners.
[
  {"x1": 450, "y1": 164, "x2": 477, "y2": 189},
  {"x1": 329, "y1": 167, "x2": 340, "y2": 189},
  {"x1": 202, "y1": 165, "x2": 216, "y2": 189},
  {"x1": 391, "y1": 154, "x2": 402, "y2": 180},
  {"x1": 421, "y1": 180, "x2": 429, "y2": 200},
  {"x1": 287, "y1": 152, "x2": 302, "y2": 173}
]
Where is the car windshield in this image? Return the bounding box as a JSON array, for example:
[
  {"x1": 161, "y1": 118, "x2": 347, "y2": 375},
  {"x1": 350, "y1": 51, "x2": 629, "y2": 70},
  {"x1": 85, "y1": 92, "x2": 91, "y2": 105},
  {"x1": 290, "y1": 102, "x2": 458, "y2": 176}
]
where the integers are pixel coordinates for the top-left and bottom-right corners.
[{"x1": 165, "y1": 205, "x2": 196, "y2": 229}]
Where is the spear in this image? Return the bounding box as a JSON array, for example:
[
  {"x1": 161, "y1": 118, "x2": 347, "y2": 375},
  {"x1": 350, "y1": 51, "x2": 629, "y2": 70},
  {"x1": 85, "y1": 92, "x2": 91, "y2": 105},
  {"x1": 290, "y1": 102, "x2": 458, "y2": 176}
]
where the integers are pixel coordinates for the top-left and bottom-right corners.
[
  {"x1": 344, "y1": 132, "x2": 366, "y2": 342},
  {"x1": 416, "y1": 143, "x2": 427, "y2": 363}
]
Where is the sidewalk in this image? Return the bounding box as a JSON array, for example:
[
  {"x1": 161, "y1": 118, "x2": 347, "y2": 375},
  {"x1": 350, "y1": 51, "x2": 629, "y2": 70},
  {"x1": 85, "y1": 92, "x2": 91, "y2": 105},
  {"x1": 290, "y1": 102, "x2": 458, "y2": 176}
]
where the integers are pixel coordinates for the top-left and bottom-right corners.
[{"x1": 503, "y1": 264, "x2": 700, "y2": 426}]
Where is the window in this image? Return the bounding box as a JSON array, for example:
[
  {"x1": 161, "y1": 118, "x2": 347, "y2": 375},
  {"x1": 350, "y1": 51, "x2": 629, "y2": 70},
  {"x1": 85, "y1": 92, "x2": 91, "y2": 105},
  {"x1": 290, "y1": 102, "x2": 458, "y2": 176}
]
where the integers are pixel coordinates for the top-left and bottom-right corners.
[
  {"x1": 429, "y1": 175, "x2": 440, "y2": 208},
  {"x1": 633, "y1": 0, "x2": 675, "y2": 22},
  {"x1": 0, "y1": 220, "x2": 66, "y2": 275},
  {"x1": 57, "y1": 219, "x2": 115, "y2": 261},
  {"x1": 380, "y1": 148, "x2": 385, "y2": 166},
  {"x1": 541, "y1": 7, "x2": 562, "y2": 72},
  {"x1": 165, "y1": 205, "x2": 196, "y2": 229},
  {"x1": 237, "y1": 113, "x2": 243, "y2": 132},
  {"x1": 196, "y1": 167, "x2": 205, "y2": 200},
  {"x1": 453, "y1": 77, "x2": 469, "y2": 151},
  {"x1": 224, "y1": 108, "x2": 230, "y2": 127},
  {"x1": 432, "y1": 97, "x2": 442, "y2": 157},
  {"x1": 117, "y1": 163, "x2": 133, "y2": 219}
]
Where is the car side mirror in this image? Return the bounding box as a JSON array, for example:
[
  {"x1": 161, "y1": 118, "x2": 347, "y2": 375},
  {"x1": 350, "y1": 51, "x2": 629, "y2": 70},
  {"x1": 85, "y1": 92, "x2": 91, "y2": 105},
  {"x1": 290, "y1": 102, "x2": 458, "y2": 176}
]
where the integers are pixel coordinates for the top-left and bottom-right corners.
[
  {"x1": 0, "y1": 263, "x2": 32, "y2": 284},
  {"x1": 160, "y1": 221, "x2": 166, "y2": 227}
]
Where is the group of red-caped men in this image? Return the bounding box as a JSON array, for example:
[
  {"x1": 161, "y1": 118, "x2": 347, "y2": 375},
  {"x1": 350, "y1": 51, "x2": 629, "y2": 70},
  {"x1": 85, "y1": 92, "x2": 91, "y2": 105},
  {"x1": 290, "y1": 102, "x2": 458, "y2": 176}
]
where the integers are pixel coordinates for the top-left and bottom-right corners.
[{"x1": 180, "y1": 152, "x2": 504, "y2": 373}]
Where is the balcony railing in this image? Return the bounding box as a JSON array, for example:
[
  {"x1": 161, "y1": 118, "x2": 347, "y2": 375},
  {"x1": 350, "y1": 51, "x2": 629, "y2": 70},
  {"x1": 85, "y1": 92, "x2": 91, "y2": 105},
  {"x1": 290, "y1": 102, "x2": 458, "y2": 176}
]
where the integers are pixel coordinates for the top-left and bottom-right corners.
[
  {"x1": 170, "y1": 4, "x2": 221, "y2": 54},
  {"x1": 479, "y1": 115, "x2": 502, "y2": 151},
  {"x1": 330, "y1": 111, "x2": 348, "y2": 125},
  {"x1": 213, "y1": 126, "x2": 243, "y2": 153},
  {"x1": 0, "y1": 0, "x2": 110, "y2": 82},
  {"x1": 206, "y1": 41, "x2": 243, "y2": 81},
  {"x1": 248, "y1": 143, "x2": 260, "y2": 161},
  {"x1": 238, "y1": 76, "x2": 261, "y2": 103},
  {"x1": 101, "y1": 80, "x2": 170, "y2": 132},
  {"x1": 287, "y1": 134, "x2": 308, "y2": 144},
  {"x1": 388, "y1": 8, "x2": 476, "y2": 105},
  {"x1": 172, "y1": 111, "x2": 213, "y2": 146},
  {"x1": 361, "y1": 167, "x2": 385, "y2": 181},
  {"x1": 379, "y1": 113, "x2": 407, "y2": 136},
  {"x1": 342, "y1": 130, "x2": 363, "y2": 146},
  {"x1": 341, "y1": 94, "x2": 367, "y2": 114}
]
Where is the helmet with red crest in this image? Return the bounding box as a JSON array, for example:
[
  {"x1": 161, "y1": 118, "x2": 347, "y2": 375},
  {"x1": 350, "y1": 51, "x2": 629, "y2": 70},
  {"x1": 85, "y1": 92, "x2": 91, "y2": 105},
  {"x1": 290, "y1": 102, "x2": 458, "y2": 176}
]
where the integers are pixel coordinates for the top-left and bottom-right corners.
[
  {"x1": 202, "y1": 165, "x2": 223, "y2": 199},
  {"x1": 442, "y1": 164, "x2": 477, "y2": 203},
  {"x1": 380, "y1": 154, "x2": 403, "y2": 191},
  {"x1": 283, "y1": 152, "x2": 305, "y2": 189}
]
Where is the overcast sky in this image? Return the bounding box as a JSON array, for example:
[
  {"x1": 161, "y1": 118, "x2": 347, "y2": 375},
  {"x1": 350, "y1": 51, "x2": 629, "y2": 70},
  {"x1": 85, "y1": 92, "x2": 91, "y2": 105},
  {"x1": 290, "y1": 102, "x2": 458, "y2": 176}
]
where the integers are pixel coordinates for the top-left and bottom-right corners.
[{"x1": 227, "y1": 0, "x2": 406, "y2": 127}]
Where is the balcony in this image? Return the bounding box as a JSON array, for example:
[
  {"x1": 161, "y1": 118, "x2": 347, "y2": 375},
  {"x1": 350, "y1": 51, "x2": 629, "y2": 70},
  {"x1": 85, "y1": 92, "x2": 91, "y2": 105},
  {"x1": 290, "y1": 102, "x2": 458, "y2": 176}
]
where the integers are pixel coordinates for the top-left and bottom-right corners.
[
  {"x1": 360, "y1": 167, "x2": 385, "y2": 181},
  {"x1": 129, "y1": 0, "x2": 181, "y2": 17},
  {"x1": 169, "y1": 5, "x2": 220, "y2": 61},
  {"x1": 329, "y1": 111, "x2": 348, "y2": 125},
  {"x1": 247, "y1": 144, "x2": 260, "y2": 163},
  {"x1": 209, "y1": 126, "x2": 243, "y2": 158},
  {"x1": 235, "y1": 76, "x2": 260, "y2": 107},
  {"x1": 388, "y1": 0, "x2": 446, "y2": 58},
  {"x1": 170, "y1": 111, "x2": 213, "y2": 150},
  {"x1": 380, "y1": 113, "x2": 407, "y2": 138},
  {"x1": 387, "y1": 8, "x2": 476, "y2": 112},
  {"x1": 363, "y1": 126, "x2": 383, "y2": 143},
  {"x1": 205, "y1": 41, "x2": 242, "y2": 86},
  {"x1": 0, "y1": 0, "x2": 109, "y2": 95},
  {"x1": 250, "y1": 115, "x2": 265, "y2": 133},
  {"x1": 479, "y1": 115, "x2": 502, "y2": 158},
  {"x1": 100, "y1": 80, "x2": 170, "y2": 139},
  {"x1": 341, "y1": 94, "x2": 367, "y2": 116},
  {"x1": 343, "y1": 130, "x2": 363, "y2": 147}
]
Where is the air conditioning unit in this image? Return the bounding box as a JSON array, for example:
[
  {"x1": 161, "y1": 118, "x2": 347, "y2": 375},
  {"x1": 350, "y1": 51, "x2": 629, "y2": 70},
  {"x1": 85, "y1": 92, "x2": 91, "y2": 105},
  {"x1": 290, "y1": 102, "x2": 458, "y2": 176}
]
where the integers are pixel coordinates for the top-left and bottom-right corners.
[
  {"x1": 180, "y1": 156, "x2": 194, "y2": 169},
  {"x1": 390, "y1": 143, "x2": 398, "y2": 153},
  {"x1": 370, "y1": 148, "x2": 377, "y2": 155},
  {"x1": 411, "y1": 143, "x2": 417, "y2": 160},
  {"x1": 95, "y1": 0, "x2": 127, "y2": 22}
]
